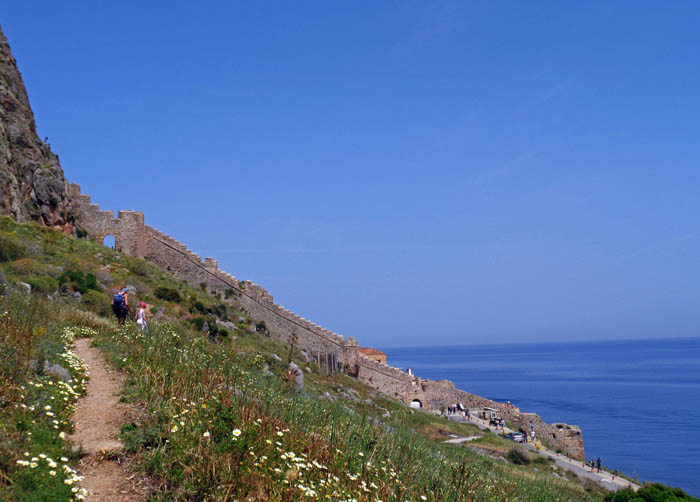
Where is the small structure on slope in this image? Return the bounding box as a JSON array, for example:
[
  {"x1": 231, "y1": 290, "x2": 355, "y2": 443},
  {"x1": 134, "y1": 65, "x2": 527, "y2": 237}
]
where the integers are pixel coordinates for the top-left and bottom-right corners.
[{"x1": 358, "y1": 347, "x2": 387, "y2": 364}]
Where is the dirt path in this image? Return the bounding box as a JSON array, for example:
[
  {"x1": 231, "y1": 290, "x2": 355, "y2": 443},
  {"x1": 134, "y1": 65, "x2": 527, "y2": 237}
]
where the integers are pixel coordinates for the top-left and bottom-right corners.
[{"x1": 70, "y1": 338, "x2": 147, "y2": 501}]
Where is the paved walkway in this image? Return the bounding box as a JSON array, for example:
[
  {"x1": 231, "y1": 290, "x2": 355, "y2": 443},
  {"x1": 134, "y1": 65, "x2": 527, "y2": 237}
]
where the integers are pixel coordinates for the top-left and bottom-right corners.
[
  {"x1": 446, "y1": 415, "x2": 639, "y2": 492},
  {"x1": 444, "y1": 435, "x2": 480, "y2": 444}
]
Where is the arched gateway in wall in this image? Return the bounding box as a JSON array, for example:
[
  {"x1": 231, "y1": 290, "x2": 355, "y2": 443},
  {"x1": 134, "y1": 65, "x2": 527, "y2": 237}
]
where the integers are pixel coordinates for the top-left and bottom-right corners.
[
  {"x1": 66, "y1": 182, "x2": 361, "y2": 366},
  {"x1": 102, "y1": 234, "x2": 116, "y2": 249},
  {"x1": 68, "y1": 185, "x2": 148, "y2": 258}
]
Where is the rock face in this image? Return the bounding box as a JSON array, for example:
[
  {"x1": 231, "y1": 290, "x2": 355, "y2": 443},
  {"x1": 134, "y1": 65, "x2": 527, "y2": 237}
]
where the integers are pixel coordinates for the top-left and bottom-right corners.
[
  {"x1": 289, "y1": 362, "x2": 304, "y2": 391},
  {"x1": 0, "y1": 25, "x2": 73, "y2": 230}
]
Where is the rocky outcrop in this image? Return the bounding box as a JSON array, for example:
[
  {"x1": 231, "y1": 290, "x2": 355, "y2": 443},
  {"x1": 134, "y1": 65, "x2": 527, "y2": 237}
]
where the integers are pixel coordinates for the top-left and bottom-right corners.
[{"x1": 0, "y1": 25, "x2": 73, "y2": 230}]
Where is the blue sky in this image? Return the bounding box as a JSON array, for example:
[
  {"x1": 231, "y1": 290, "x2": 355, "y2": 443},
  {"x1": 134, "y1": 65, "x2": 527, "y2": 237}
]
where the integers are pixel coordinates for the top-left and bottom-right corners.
[{"x1": 4, "y1": 1, "x2": 700, "y2": 346}]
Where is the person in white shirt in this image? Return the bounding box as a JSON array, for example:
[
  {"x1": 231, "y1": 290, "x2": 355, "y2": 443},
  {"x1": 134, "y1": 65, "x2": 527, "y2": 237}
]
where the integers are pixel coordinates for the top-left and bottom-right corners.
[{"x1": 135, "y1": 301, "x2": 148, "y2": 332}]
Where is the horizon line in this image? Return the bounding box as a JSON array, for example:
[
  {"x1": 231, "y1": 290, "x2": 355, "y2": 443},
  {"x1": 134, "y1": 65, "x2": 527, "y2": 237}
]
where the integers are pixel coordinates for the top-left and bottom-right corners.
[{"x1": 378, "y1": 334, "x2": 700, "y2": 351}]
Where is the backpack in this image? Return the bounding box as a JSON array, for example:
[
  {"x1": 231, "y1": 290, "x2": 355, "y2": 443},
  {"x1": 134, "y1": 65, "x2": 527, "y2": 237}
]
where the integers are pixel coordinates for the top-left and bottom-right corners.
[{"x1": 112, "y1": 293, "x2": 125, "y2": 309}]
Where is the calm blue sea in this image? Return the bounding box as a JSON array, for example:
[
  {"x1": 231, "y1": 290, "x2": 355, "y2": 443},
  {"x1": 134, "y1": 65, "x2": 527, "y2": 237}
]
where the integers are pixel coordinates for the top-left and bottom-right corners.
[{"x1": 383, "y1": 337, "x2": 700, "y2": 496}]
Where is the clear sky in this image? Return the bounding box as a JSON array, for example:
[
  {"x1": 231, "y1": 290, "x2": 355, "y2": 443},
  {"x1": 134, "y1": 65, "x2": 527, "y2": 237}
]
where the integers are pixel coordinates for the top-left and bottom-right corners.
[{"x1": 4, "y1": 2, "x2": 700, "y2": 346}]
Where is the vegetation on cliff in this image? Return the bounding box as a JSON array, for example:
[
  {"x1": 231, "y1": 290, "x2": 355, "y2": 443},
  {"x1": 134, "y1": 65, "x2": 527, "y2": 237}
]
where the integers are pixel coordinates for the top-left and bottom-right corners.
[{"x1": 605, "y1": 483, "x2": 699, "y2": 502}]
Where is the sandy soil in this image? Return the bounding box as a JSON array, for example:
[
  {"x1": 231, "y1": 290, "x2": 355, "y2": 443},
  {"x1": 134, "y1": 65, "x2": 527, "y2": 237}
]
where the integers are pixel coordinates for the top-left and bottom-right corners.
[{"x1": 70, "y1": 338, "x2": 148, "y2": 501}]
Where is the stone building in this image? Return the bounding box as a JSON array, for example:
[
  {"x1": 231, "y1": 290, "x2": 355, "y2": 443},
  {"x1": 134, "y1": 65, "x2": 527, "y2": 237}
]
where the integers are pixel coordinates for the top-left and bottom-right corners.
[{"x1": 359, "y1": 347, "x2": 387, "y2": 364}]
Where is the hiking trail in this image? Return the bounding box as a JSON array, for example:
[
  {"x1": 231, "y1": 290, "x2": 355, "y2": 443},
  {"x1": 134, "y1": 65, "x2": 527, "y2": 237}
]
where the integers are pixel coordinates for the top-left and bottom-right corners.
[{"x1": 70, "y1": 338, "x2": 148, "y2": 501}]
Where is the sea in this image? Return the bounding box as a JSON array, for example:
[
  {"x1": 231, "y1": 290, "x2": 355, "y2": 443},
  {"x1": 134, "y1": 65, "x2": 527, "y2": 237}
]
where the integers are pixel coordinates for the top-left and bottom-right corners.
[{"x1": 382, "y1": 337, "x2": 700, "y2": 496}]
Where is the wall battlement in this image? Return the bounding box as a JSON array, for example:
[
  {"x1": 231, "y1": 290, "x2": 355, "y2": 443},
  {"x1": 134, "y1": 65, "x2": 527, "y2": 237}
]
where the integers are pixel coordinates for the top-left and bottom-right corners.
[
  {"x1": 69, "y1": 183, "x2": 356, "y2": 356},
  {"x1": 69, "y1": 182, "x2": 585, "y2": 459}
]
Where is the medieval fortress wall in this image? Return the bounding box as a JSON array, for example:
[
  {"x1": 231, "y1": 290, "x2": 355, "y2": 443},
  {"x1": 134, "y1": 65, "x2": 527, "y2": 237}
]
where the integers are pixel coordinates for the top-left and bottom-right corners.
[{"x1": 68, "y1": 183, "x2": 585, "y2": 459}]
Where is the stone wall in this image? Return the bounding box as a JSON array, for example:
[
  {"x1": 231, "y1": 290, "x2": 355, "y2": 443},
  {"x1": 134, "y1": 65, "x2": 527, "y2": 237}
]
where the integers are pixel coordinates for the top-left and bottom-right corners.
[
  {"x1": 69, "y1": 187, "x2": 146, "y2": 256},
  {"x1": 69, "y1": 182, "x2": 584, "y2": 459},
  {"x1": 356, "y1": 355, "x2": 413, "y2": 399},
  {"x1": 68, "y1": 183, "x2": 360, "y2": 362},
  {"x1": 145, "y1": 223, "x2": 364, "y2": 360}
]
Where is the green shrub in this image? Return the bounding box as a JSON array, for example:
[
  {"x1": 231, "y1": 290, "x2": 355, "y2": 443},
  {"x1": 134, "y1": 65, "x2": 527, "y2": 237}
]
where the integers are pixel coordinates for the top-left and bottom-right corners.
[
  {"x1": 84, "y1": 272, "x2": 98, "y2": 291},
  {"x1": 25, "y1": 276, "x2": 58, "y2": 293},
  {"x1": 0, "y1": 235, "x2": 27, "y2": 262},
  {"x1": 206, "y1": 319, "x2": 218, "y2": 336},
  {"x1": 127, "y1": 258, "x2": 150, "y2": 277},
  {"x1": 10, "y1": 258, "x2": 44, "y2": 276},
  {"x1": 58, "y1": 270, "x2": 98, "y2": 294},
  {"x1": 120, "y1": 422, "x2": 164, "y2": 453},
  {"x1": 581, "y1": 477, "x2": 605, "y2": 494},
  {"x1": 506, "y1": 447, "x2": 531, "y2": 465},
  {"x1": 190, "y1": 317, "x2": 205, "y2": 331},
  {"x1": 154, "y1": 287, "x2": 181, "y2": 303},
  {"x1": 211, "y1": 303, "x2": 227, "y2": 318},
  {"x1": 83, "y1": 290, "x2": 112, "y2": 317},
  {"x1": 605, "y1": 483, "x2": 699, "y2": 502},
  {"x1": 532, "y1": 454, "x2": 553, "y2": 466}
]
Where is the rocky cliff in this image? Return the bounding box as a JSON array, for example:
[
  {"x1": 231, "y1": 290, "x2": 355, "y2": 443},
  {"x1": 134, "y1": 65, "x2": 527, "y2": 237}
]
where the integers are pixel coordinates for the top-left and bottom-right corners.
[{"x1": 0, "y1": 25, "x2": 73, "y2": 231}]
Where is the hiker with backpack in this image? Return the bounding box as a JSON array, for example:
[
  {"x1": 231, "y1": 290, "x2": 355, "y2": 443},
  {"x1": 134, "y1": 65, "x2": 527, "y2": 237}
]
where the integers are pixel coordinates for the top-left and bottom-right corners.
[{"x1": 112, "y1": 287, "x2": 129, "y2": 326}]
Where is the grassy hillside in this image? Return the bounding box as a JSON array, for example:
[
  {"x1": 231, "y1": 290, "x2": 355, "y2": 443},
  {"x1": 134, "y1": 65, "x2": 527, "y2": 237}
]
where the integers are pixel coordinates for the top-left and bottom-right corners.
[{"x1": 0, "y1": 217, "x2": 609, "y2": 501}]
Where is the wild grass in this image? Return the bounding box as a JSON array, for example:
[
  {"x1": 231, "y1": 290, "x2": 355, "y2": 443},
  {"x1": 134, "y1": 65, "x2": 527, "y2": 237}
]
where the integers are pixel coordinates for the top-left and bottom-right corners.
[
  {"x1": 0, "y1": 217, "x2": 607, "y2": 501},
  {"x1": 84, "y1": 319, "x2": 603, "y2": 502},
  {"x1": 0, "y1": 293, "x2": 91, "y2": 501}
]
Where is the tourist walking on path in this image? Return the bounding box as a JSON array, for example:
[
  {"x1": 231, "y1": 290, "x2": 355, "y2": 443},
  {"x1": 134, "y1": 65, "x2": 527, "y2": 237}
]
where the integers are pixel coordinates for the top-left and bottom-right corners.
[
  {"x1": 135, "y1": 301, "x2": 148, "y2": 332},
  {"x1": 112, "y1": 287, "x2": 129, "y2": 326},
  {"x1": 596, "y1": 457, "x2": 601, "y2": 473}
]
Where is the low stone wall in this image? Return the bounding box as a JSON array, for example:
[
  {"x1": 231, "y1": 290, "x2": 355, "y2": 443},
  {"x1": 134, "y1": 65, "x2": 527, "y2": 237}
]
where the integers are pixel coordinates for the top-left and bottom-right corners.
[{"x1": 69, "y1": 182, "x2": 584, "y2": 459}]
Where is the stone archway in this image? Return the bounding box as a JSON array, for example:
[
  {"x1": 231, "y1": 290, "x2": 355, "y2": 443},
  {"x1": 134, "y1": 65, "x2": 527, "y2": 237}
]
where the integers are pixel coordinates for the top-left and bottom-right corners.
[
  {"x1": 102, "y1": 234, "x2": 116, "y2": 249},
  {"x1": 410, "y1": 399, "x2": 423, "y2": 410}
]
